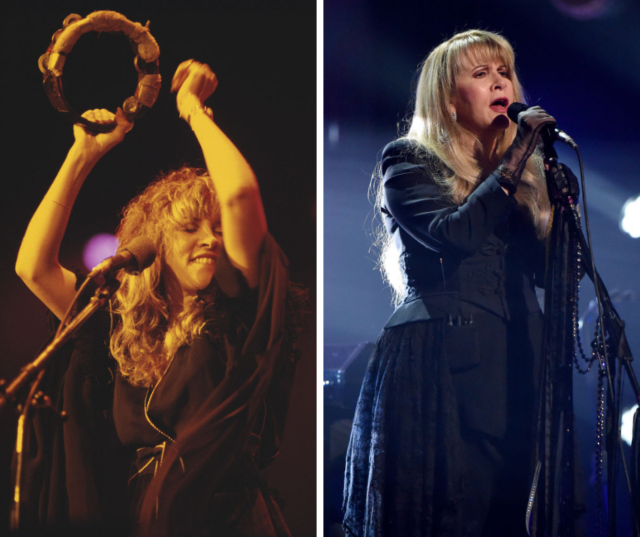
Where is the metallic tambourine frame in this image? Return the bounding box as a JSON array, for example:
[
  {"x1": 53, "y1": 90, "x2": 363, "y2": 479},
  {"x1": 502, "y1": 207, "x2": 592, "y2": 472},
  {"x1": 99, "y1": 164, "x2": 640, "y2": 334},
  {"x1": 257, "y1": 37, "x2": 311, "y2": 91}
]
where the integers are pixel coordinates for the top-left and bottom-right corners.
[{"x1": 38, "y1": 11, "x2": 162, "y2": 133}]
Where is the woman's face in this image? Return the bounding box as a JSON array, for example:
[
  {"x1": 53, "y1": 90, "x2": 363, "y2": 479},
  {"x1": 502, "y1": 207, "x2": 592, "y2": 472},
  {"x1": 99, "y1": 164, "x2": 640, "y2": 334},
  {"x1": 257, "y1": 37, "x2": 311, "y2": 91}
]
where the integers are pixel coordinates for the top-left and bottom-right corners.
[
  {"x1": 163, "y1": 217, "x2": 222, "y2": 298},
  {"x1": 450, "y1": 54, "x2": 514, "y2": 138}
]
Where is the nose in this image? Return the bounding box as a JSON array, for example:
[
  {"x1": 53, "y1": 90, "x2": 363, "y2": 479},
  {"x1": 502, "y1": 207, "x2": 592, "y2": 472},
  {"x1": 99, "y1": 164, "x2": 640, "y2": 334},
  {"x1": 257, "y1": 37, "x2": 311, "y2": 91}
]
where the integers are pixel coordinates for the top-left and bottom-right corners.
[
  {"x1": 491, "y1": 69, "x2": 506, "y2": 90},
  {"x1": 198, "y1": 225, "x2": 220, "y2": 250}
]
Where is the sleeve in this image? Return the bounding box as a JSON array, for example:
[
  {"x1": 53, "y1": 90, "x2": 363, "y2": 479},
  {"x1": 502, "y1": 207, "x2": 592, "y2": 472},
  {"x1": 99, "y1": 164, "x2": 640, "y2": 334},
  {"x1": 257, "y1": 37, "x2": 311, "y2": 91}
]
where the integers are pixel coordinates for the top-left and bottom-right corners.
[
  {"x1": 225, "y1": 233, "x2": 309, "y2": 465},
  {"x1": 19, "y1": 271, "x2": 125, "y2": 527},
  {"x1": 141, "y1": 233, "x2": 309, "y2": 532},
  {"x1": 382, "y1": 139, "x2": 518, "y2": 255}
]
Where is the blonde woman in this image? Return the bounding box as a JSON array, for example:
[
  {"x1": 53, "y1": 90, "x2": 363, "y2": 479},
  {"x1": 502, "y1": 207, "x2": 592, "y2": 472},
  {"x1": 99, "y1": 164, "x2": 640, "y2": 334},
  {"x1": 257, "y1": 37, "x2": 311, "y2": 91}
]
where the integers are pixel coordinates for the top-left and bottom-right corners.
[
  {"x1": 343, "y1": 30, "x2": 556, "y2": 536},
  {"x1": 16, "y1": 61, "x2": 306, "y2": 535}
]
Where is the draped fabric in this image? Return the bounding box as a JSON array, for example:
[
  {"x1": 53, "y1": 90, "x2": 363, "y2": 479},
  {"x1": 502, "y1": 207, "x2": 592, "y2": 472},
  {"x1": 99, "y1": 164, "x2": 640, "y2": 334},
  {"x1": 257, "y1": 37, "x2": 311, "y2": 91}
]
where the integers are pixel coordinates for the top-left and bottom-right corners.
[
  {"x1": 342, "y1": 320, "x2": 466, "y2": 537},
  {"x1": 531, "y1": 199, "x2": 579, "y2": 537},
  {"x1": 13, "y1": 234, "x2": 308, "y2": 536},
  {"x1": 138, "y1": 234, "x2": 307, "y2": 536},
  {"x1": 343, "y1": 310, "x2": 543, "y2": 537}
]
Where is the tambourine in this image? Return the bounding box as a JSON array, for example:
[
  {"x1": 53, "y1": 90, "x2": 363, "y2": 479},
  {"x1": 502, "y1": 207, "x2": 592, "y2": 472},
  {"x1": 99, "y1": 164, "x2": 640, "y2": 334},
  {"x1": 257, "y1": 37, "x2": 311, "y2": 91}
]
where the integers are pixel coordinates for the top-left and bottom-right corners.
[{"x1": 38, "y1": 11, "x2": 162, "y2": 133}]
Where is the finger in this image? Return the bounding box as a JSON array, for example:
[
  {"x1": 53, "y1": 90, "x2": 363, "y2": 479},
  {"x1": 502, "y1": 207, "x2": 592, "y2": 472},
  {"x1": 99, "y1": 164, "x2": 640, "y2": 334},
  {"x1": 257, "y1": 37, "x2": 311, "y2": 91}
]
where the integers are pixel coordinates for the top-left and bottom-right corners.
[
  {"x1": 178, "y1": 75, "x2": 208, "y2": 107},
  {"x1": 81, "y1": 110, "x2": 103, "y2": 124},
  {"x1": 202, "y1": 67, "x2": 219, "y2": 95},
  {"x1": 114, "y1": 107, "x2": 134, "y2": 133},
  {"x1": 538, "y1": 114, "x2": 556, "y2": 124},
  {"x1": 521, "y1": 111, "x2": 556, "y2": 127},
  {"x1": 171, "y1": 59, "x2": 200, "y2": 92},
  {"x1": 175, "y1": 59, "x2": 198, "y2": 77},
  {"x1": 96, "y1": 109, "x2": 116, "y2": 124},
  {"x1": 192, "y1": 65, "x2": 218, "y2": 101},
  {"x1": 81, "y1": 109, "x2": 116, "y2": 124},
  {"x1": 81, "y1": 109, "x2": 98, "y2": 121},
  {"x1": 522, "y1": 108, "x2": 548, "y2": 119}
]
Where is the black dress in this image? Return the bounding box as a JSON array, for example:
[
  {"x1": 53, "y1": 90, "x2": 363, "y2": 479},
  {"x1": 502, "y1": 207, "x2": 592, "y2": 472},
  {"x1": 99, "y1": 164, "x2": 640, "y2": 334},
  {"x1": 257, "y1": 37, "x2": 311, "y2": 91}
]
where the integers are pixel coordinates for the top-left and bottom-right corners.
[
  {"x1": 17, "y1": 234, "x2": 307, "y2": 536},
  {"x1": 343, "y1": 140, "x2": 547, "y2": 537}
]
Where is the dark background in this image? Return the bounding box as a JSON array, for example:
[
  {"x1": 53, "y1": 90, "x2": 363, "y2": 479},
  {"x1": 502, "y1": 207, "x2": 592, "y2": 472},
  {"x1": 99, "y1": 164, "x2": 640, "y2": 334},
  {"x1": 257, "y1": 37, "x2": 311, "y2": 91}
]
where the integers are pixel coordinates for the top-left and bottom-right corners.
[
  {"x1": 0, "y1": 1, "x2": 316, "y2": 535},
  {"x1": 324, "y1": 0, "x2": 640, "y2": 534}
]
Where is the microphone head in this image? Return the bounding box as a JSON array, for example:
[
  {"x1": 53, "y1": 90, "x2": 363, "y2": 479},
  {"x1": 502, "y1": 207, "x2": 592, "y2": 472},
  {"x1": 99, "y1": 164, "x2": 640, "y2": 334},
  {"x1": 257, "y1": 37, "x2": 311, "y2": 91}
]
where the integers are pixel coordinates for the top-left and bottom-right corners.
[
  {"x1": 507, "y1": 102, "x2": 528, "y2": 124},
  {"x1": 120, "y1": 236, "x2": 157, "y2": 274}
]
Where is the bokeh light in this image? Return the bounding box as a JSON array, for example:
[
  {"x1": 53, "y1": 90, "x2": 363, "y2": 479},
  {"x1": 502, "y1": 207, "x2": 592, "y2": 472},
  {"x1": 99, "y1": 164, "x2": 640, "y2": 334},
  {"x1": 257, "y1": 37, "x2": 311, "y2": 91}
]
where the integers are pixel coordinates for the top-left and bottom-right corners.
[
  {"x1": 83, "y1": 233, "x2": 119, "y2": 272},
  {"x1": 621, "y1": 404, "x2": 638, "y2": 446},
  {"x1": 620, "y1": 195, "x2": 640, "y2": 239},
  {"x1": 550, "y1": 0, "x2": 617, "y2": 19}
]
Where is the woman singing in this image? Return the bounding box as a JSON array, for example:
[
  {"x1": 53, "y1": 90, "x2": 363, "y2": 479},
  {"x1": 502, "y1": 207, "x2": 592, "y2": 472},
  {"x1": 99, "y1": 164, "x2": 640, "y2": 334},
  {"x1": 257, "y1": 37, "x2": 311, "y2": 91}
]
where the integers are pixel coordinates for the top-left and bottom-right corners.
[
  {"x1": 15, "y1": 60, "x2": 306, "y2": 536},
  {"x1": 343, "y1": 30, "x2": 557, "y2": 536}
]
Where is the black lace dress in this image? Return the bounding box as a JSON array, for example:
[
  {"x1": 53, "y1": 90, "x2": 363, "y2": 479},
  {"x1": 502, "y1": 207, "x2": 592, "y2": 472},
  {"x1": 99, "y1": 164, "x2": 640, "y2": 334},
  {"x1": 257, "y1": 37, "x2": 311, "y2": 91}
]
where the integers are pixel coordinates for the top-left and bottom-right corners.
[{"x1": 343, "y1": 140, "x2": 547, "y2": 537}]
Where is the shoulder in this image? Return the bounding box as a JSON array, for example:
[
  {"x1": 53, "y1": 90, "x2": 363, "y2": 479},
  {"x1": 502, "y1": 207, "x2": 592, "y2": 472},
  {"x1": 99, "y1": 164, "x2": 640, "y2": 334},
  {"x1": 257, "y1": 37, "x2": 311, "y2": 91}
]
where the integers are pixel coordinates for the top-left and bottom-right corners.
[
  {"x1": 380, "y1": 139, "x2": 444, "y2": 180},
  {"x1": 381, "y1": 138, "x2": 416, "y2": 159},
  {"x1": 380, "y1": 139, "x2": 419, "y2": 171}
]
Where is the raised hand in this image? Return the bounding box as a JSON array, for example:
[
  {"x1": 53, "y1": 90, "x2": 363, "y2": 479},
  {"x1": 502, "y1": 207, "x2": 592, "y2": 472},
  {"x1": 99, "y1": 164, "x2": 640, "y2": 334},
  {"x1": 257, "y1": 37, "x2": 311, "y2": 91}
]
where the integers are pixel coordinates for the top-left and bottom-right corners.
[
  {"x1": 495, "y1": 105, "x2": 557, "y2": 194},
  {"x1": 73, "y1": 108, "x2": 133, "y2": 161},
  {"x1": 513, "y1": 106, "x2": 556, "y2": 157},
  {"x1": 171, "y1": 60, "x2": 218, "y2": 122}
]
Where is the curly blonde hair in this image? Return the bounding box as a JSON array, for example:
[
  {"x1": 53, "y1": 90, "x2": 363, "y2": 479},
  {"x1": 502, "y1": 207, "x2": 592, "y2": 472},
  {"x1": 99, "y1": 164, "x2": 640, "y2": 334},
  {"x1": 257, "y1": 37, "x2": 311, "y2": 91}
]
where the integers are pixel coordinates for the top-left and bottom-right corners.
[
  {"x1": 374, "y1": 29, "x2": 550, "y2": 305},
  {"x1": 110, "y1": 167, "x2": 221, "y2": 387}
]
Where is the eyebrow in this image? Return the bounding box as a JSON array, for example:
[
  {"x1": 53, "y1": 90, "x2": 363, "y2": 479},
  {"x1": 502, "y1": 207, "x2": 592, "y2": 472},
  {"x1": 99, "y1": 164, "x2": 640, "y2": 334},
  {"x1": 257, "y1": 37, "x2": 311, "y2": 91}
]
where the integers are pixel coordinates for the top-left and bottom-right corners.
[{"x1": 468, "y1": 63, "x2": 508, "y2": 73}]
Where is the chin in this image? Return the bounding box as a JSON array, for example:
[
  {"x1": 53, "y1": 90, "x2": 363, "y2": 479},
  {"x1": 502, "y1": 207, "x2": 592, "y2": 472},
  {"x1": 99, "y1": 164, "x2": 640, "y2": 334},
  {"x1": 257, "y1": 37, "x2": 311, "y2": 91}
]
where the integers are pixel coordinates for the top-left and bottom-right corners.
[{"x1": 196, "y1": 276, "x2": 215, "y2": 290}]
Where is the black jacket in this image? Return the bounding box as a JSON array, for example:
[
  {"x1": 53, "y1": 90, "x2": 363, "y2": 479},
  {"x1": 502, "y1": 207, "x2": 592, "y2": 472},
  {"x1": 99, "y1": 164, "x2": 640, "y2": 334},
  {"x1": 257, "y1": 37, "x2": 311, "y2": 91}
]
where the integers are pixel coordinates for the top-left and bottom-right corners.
[{"x1": 381, "y1": 139, "x2": 545, "y2": 327}]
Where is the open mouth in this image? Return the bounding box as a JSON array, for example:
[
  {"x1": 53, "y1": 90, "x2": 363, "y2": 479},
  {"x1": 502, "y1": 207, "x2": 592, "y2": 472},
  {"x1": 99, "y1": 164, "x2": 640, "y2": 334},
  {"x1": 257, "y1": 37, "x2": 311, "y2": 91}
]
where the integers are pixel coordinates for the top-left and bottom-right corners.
[{"x1": 490, "y1": 98, "x2": 509, "y2": 111}]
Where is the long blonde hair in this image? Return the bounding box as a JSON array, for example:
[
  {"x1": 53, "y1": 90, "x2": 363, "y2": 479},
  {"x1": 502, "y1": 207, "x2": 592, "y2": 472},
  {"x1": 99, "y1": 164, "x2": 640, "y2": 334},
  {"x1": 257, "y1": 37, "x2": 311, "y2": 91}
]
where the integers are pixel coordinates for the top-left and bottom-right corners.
[
  {"x1": 109, "y1": 167, "x2": 221, "y2": 387},
  {"x1": 375, "y1": 30, "x2": 550, "y2": 305}
]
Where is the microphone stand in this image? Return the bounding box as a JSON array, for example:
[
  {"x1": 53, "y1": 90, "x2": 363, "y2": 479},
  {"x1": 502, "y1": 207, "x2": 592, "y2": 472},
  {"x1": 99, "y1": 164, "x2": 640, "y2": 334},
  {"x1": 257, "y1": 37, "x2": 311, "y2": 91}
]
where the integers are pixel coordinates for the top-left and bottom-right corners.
[
  {"x1": 0, "y1": 278, "x2": 119, "y2": 410},
  {"x1": 0, "y1": 277, "x2": 120, "y2": 531},
  {"x1": 567, "y1": 202, "x2": 640, "y2": 537},
  {"x1": 542, "y1": 137, "x2": 640, "y2": 537}
]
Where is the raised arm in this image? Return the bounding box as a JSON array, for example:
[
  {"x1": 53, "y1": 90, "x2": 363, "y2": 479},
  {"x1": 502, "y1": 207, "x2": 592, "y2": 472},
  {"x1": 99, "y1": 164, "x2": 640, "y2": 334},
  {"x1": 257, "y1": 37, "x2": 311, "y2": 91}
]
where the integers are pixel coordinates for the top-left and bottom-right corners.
[
  {"x1": 15, "y1": 109, "x2": 132, "y2": 319},
  {"x1": 172, "y1": 60, "x2": 267, "y2": 288}
]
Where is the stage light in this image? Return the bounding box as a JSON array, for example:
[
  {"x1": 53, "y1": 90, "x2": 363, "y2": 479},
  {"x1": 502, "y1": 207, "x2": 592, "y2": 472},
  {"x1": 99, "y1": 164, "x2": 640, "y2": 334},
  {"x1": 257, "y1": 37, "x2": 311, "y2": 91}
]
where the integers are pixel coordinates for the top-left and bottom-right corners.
[
  {"x1": 621, "y1": 404, "x2": 638, "y2": 446},
  {"x1": 328, "y1": 123, "x2": 340, "y2": 144},
  {"x1": 620, "y1": 195, "x2": 640, "y2": 239},
  {"x1": 83, "y1": 233, "x2": 118, "y2": 272},
  {"x1": 550, "y1": 0, "x2": 617, "y2": 20}
]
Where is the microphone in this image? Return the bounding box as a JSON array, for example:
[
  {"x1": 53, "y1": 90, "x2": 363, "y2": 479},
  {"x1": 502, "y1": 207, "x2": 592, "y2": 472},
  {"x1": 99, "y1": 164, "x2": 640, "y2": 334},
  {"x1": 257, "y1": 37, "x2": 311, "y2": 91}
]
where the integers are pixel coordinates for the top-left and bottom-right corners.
[
  {"x1": 88, "y1": 236, "x2": 157, "y2": 278},
  {"x1": 507, "y1": 102, "x2": 577, "y2": 149}
]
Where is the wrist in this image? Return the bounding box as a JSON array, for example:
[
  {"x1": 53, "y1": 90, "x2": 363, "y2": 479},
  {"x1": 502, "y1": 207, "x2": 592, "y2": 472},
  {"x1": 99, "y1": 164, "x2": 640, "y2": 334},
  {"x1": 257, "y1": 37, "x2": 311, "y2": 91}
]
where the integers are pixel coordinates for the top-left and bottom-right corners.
[
  {"x1": 188, "y1": 105, "x2": 214, "y2": 128},
  {"x1": 178, "y1": 94, "x2": 200, "y2": 121},
  {"x1": 495, "y1": 162, "x2": 519, "y2": 195},
  {"x1": 67, "y1": 143, "x2": 102, "y2": 171},
  {"x1": 178, "y1": 94, "x2": 213, "y2": 128},
  {"x1": 497, "y1": 139, "x2": 533, "y2": 192}
]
